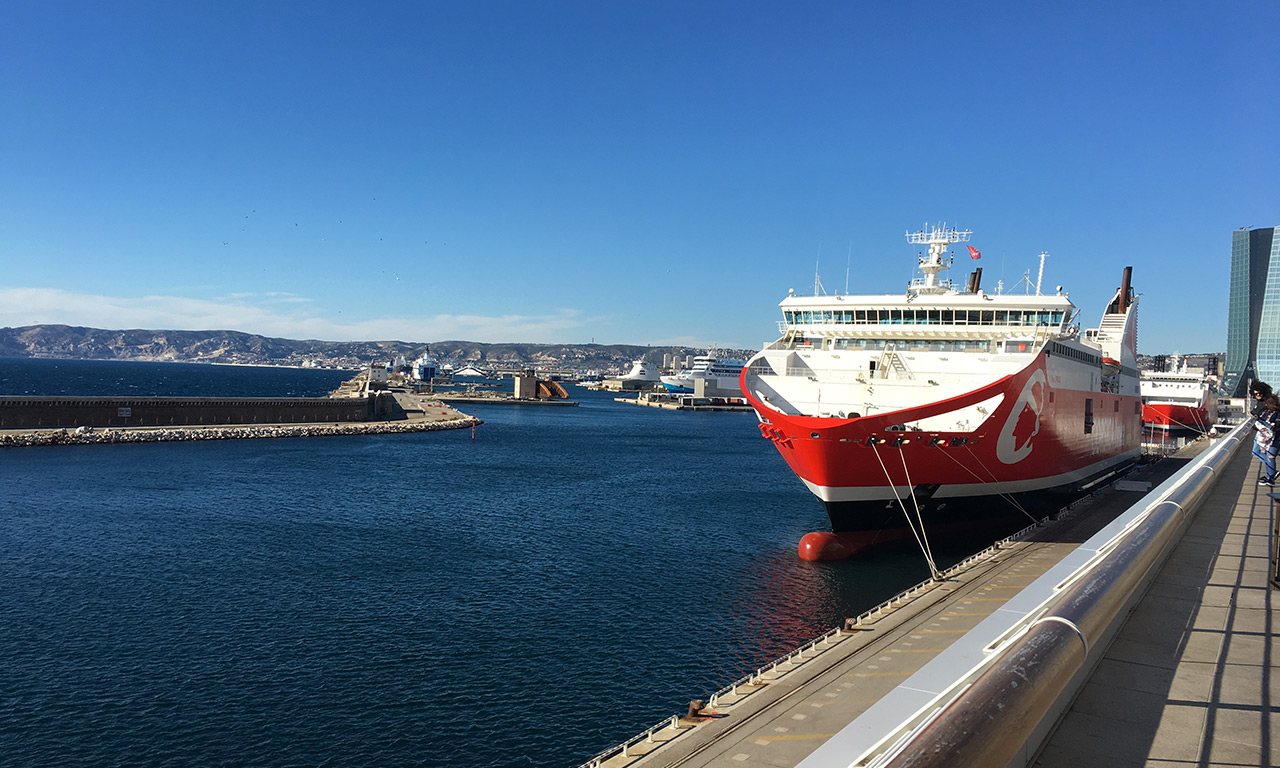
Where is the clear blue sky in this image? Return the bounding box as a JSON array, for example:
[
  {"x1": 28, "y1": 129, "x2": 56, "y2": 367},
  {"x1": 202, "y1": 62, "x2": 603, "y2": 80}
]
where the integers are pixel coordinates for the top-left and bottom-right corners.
[{"x1": 2, "y1": 1, "x2": 1276, "y2": 353}]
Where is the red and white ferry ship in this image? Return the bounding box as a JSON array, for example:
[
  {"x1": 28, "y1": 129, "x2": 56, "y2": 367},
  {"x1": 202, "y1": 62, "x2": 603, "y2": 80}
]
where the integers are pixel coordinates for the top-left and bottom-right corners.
[
  {"x1": 740, "y1": 225, "x2": 1142, "y2": 560},
  {"x1": 1140, "y1": 360, "x2": 1218, "y2": 432}
]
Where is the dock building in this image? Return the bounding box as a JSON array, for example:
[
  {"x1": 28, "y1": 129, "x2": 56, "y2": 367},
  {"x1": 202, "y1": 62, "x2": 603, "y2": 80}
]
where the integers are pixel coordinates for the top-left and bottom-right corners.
[{"x1": 1224, "y1": 225, "x2": 1280, "y2": 396}]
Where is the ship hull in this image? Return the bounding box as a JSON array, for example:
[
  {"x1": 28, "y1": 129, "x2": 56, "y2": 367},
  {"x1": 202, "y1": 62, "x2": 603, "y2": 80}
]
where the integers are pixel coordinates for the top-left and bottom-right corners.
[
  {"x1": 1142, "y1": 401, "x2": 1216, "y2": 431},
  {"x1": 741, "y1": 350, "x2": 1141, "y2": 534}
]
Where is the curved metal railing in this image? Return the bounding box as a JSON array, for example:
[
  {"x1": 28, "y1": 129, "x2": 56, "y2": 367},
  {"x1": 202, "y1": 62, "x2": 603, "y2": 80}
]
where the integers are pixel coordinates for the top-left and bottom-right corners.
[{"x1": 822, "y1": 420, "x2": 1250, "y2": 768}]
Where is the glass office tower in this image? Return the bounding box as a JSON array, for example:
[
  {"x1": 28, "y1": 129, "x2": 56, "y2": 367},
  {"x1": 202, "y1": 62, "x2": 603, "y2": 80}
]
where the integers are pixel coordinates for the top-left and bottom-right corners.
[{"x1": 1224, "y1": 226, "x2": 1280, "y2": 397}]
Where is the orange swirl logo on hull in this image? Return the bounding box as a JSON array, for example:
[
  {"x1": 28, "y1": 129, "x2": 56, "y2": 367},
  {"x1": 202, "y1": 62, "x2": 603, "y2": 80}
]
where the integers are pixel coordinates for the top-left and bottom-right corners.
[{"x1": 996, "y1": 369, "x2": 1047, "y2": 465}]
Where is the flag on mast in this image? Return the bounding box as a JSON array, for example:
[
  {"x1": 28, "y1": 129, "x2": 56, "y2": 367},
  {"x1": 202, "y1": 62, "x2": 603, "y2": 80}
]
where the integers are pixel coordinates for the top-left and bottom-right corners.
[{"x1": 967, "y1": 245, "x2": 981, "y2": 260}]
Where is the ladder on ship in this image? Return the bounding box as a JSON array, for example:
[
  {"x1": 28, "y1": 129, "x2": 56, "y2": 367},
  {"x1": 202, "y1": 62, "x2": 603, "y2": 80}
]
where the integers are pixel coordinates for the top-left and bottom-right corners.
[
  {"x1": 1097, "y1": 314, "x2": 1127, "y2": 341},
  {"x1": 875, "y1": 346, "x2": 914, "y2": 380}
]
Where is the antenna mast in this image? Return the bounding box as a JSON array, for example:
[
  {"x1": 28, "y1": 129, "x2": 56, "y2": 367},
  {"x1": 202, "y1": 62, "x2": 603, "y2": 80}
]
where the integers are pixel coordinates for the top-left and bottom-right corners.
[
  {"x1": 904, "y1": 223, "x2": 971, "y2": 294},
  {"x1": 813, "y1": 244, "x2": 824, "y2": 296},
  {"x1": 845, "y1": 240, "x2": 852, "y2": 295},
  {"x1": 1036, "y1": 251, "x2": 1047, "y2": 296}
]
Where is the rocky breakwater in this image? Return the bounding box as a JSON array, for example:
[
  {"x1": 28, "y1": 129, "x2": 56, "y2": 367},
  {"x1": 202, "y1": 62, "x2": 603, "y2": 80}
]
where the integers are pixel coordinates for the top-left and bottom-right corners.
[{"x1": 0, "y1": 415, "x2": 482, "y2": 448}]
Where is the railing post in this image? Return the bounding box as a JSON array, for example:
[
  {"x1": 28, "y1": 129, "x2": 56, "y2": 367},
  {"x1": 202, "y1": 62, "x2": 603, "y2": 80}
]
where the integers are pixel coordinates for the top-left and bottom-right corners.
[{"x1": 1270, "y1": 492, "x2": 1280, "y2": 590}]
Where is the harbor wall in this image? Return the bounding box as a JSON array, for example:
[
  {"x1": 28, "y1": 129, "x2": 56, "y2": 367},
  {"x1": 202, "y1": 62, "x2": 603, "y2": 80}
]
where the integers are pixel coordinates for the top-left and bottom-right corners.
[{"x1": 0, "y1": 395, "x2": 379, "y2": 429}]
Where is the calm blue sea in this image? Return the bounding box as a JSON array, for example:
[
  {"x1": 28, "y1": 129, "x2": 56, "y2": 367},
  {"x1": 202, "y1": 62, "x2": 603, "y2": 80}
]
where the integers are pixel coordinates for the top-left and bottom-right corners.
[{"x1": 0, "y1": 358, "x2": 981, "y2": 768}]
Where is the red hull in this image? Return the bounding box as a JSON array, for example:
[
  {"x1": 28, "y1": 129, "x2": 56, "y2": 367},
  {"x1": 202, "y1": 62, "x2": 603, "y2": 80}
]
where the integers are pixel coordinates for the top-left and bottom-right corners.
[
  {"x1": 741, "y1": 351, "x2": 1142, "y2": 533},
  {"x1": 1142, "y1": 402, "x2": 1216, "y2": 431}
]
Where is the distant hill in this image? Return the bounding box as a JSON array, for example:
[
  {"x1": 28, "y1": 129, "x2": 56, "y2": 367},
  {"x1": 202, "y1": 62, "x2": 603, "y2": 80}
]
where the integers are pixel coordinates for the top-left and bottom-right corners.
[{"x1": 0, "y1": 325, "x2": 752, "y2": 372}]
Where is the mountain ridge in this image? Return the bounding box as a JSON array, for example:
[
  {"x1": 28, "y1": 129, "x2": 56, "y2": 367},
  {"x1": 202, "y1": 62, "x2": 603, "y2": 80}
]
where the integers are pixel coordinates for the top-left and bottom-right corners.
[{"x1": 0, "y1": 325, "x2": 750, "y2": 371}]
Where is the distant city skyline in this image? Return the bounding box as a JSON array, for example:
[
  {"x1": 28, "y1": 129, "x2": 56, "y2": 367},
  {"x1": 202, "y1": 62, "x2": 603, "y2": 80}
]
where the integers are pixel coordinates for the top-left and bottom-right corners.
[{"x1": 2, "y1": 2, "x2": 1276, "y2": 353}]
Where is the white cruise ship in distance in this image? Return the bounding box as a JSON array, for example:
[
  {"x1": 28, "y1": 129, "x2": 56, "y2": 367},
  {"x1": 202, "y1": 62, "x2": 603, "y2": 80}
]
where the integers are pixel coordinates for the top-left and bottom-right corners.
[
  {"x1": 660, "y1": 353, "x2": 747, "y2": 394},
  {"x1": 618, "y1": 359, "x2": 661, "y2": 382}
]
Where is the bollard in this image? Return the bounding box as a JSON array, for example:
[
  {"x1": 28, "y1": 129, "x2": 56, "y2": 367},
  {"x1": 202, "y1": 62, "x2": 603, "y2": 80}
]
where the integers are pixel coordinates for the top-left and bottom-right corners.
[{"x1": 687, "y1": 699, "x2": 706, "y2": 718}]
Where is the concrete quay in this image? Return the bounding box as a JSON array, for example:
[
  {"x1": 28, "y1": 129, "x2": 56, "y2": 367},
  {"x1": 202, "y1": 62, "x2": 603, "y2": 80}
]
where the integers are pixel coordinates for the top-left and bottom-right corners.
[
  {"x1": 579, "y1": 433, "x2": 1275, "y2": 768},
  {"x1": 617, "y1": 392, "x2": 753, "y2": 412},
  {"x1": 435, "y1": 394, "x2": 579, "y2": 406}
]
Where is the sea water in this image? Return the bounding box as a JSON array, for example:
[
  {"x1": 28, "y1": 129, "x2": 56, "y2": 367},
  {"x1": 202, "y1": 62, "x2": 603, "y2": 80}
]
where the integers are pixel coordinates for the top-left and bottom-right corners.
[{"x1": 1, "y1": 359, "x2": 963, "y2": 767}]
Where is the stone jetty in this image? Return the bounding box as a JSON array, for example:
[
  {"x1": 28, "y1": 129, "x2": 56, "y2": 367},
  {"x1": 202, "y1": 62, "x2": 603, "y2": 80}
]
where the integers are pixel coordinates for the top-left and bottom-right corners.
[{"x1": 0, "y1": 415, "x2": 481, "y2": 448}]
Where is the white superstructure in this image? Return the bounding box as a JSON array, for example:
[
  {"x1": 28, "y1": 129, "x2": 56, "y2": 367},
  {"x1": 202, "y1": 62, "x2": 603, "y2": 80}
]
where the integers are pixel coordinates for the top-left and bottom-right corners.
[
  {"x1": 619, "y1": 359, "x2": 661, "y2": 382},
  {"x1": 745, "y1": 224, "x2": 1136, "y2": 431},
  {"x1": 660, "y1": 353, "x2": 747, "y2": 393}
]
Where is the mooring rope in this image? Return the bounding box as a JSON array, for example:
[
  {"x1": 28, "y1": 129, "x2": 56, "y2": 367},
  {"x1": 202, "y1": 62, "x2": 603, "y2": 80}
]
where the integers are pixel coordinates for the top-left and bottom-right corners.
[
  {"x1": 870, "y1": 440, "x2": 939, "y2": 578},
  {"x1": 897, "y1": 446, "x2": 938, "y2": 576}
]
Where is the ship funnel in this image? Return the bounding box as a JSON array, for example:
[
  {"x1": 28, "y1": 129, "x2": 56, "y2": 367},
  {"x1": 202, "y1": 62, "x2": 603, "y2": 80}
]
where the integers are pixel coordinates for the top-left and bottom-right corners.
[
  {"x1": 967, "y1": 267, "x2": 983, "y2": 294},
  {"x1": 1106, "y1": 266, "x2": 1134, "y2": 315},
  {"x1": 1119, "y1": 266, "x2": 1132, "y2": 312}
]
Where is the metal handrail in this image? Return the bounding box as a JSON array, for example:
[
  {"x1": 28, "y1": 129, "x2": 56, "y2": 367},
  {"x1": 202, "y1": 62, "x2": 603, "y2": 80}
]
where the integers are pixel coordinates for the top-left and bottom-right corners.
[{"x1": 828, "y1": 421, "x2": 1250, "y2": 768}]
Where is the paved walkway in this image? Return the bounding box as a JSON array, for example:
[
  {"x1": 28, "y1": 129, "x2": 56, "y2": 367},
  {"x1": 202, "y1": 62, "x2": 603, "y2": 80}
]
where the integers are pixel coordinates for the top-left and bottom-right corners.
[{"x1": 1035, "y1": 444, "x2": 1277, "y2": 767}]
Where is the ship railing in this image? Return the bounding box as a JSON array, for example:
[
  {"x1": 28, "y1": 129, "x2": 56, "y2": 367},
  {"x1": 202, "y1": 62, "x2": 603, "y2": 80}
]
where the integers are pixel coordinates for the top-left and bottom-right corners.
[
  {"x1": 783, "y1": 366, "x2": 872, "y2": 383},
  {"x1": 571, "y1": 462, "x2": 1161, "y2": 768},
  {"x1": 908, "y1": 277, "x2": 955, "y2": 290}
]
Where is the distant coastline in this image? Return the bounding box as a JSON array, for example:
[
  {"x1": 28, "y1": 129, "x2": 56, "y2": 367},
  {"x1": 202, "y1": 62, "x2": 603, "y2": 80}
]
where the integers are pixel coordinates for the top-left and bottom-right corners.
[{"x1": 0, "y1": 324, "x2": 742, "y2": 372}]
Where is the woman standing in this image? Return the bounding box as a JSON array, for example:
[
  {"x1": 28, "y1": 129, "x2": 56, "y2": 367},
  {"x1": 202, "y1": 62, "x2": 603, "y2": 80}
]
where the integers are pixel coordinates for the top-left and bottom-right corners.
[{"x1": 1253, "y1": 394, "x2": 1280, "y2": 486}]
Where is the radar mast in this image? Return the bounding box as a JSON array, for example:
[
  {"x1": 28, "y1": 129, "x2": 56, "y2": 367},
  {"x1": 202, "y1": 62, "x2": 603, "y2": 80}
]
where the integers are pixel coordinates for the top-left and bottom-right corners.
[{"x1": 905, "y1": 223, "x2": 972, "y2": 294}]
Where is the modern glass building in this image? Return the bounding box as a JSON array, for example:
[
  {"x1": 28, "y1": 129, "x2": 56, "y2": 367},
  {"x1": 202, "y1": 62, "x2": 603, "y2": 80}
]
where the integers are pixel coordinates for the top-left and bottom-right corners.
[{"x1": 1224, "y1": 226, "x2": 1280, "y2": 397}]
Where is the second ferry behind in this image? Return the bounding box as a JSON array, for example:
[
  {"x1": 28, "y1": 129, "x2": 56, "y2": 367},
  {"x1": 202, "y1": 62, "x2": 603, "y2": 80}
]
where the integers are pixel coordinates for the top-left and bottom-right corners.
[
  {"x1": 740, "y1": 224, "x2": 1142, "y2": 560},
  {"x1": 1140, "y1": 360, "x2": 1218, "y2": 433}
]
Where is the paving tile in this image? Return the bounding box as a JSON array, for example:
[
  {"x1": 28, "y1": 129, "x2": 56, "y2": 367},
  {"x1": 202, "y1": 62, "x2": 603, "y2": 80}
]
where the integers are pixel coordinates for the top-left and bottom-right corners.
[
  {"x1": 1207, "y1": 705, "x2": 1275, "y2": 753},
  {"x1": 1231, "y1": 585, "x2": 1274, "y2": 610},
  {"x1": 1221, "y1": 630, "x2": 1279, "y2": 667},
  {"x1": 1166, "y1": 659, "x2": 1219, "y2": 702},
  {"x1": 1147, "y1": 702, "x2": 1210, "y2": 762},
  {"x1": 1225, "y1": 606, "x2": 1274, "y2": 634},
  {"x1": 1206, "y1": 735, "x2": 1277, "y2": 768},
  {"x1": 1031, "y1": 711, "x2": 1156, "y2": 768},
  {"x1": 1086, "y1": 658, "x2": 1175, "y2": 697},
  {"x1": 1067, "y1": 680, "x2": 1169, "y2": 726},
  {"x1": 1213, "y1": 661, "x2": 1280, "y2": 707}
]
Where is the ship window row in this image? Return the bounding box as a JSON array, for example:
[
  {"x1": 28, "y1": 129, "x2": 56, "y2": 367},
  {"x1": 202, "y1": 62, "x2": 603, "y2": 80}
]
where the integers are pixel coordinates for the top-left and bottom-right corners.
[
  {"x1": 826, "y1": 338, "x2": 997, "y2": 352},
  {"x1": 783, "y1": 308, "x2": 1066, "y2": 327},
  {"x1": 1048, "y1": 341, "x2": 1102, "y2": 367}
]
